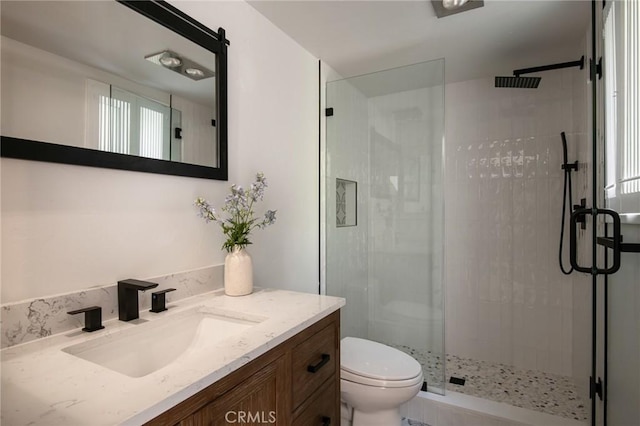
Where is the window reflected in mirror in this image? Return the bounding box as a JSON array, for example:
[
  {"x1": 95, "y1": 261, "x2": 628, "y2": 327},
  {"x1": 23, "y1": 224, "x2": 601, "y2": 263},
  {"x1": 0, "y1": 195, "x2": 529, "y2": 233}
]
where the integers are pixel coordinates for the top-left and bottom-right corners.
[
  {"x1": 86, "y1": 82, "x2": 217, "y2": 167},
  {"x1": 0, "y1": 0, "x2": 227, "y2": 178}
]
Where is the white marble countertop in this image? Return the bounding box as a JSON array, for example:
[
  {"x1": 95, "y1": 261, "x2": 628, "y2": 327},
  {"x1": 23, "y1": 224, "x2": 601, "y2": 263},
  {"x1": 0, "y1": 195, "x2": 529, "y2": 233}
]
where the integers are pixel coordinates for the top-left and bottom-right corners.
[{"x1": 1, "y1": 288, "x2": 345, "y2": 425}]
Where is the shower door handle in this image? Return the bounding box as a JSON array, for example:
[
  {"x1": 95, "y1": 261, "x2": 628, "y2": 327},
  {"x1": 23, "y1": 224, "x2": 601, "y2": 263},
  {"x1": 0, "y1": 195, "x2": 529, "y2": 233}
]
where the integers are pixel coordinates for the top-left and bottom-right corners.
[
  {"x1": 596, "y1": 209, "x2": 622, "y2": 275},
  {"x1": 570, "y1": 208, "x2": 591, "y2": 273},
  {"x1": 570, "y1": 207, "x2": 622, "y2": 275}
]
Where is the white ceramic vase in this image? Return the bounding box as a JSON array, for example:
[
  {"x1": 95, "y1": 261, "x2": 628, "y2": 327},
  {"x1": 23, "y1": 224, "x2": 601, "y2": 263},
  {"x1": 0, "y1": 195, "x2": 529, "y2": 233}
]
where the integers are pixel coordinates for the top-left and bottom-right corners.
[{"x1": 224, "y1": 247, "x2": 253, "y2": 296}]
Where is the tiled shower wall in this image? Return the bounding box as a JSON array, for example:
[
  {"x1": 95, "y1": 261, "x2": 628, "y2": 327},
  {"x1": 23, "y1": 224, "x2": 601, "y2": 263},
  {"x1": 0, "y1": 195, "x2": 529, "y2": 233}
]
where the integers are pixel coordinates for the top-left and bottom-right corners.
[{"x1": 444, "y1": 67, "x2": 590, "y2": 377}]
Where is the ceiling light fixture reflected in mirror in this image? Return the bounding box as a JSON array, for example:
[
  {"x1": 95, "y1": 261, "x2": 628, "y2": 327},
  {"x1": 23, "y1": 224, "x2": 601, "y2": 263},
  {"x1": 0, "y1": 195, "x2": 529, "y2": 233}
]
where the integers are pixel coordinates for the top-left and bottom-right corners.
[
  {"x1": 431, "y1": 0, "x2": 483, "y2": 18},
  {"x1": 442, "y1": 0, "x2": 469, "y2": 10},
  {"x1": 185, "y1": 68, "x2": 205, "y2": 78},
  {"x1": 159, "y1": 55, "x2": 182, "y2": 68},
  {"x1": 145, "y1": 50, "x2": 215, "y2": 81}
]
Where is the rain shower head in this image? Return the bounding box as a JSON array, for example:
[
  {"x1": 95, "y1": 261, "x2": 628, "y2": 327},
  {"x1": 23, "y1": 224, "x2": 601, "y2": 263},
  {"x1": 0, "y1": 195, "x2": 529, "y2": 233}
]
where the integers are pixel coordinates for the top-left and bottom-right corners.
[
  {"x1": 495, "y1": 56, "x2": 584, "y2": 89},
  {"x1": 495, "y1": 76, "x2": 541, "y2": 89}
]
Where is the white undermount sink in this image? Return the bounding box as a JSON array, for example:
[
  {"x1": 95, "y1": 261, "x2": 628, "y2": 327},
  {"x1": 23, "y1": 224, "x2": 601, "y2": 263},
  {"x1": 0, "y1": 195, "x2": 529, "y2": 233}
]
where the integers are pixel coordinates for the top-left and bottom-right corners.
[{"x1": 62, "y1": 306, "x2": 264, "y2": 378}]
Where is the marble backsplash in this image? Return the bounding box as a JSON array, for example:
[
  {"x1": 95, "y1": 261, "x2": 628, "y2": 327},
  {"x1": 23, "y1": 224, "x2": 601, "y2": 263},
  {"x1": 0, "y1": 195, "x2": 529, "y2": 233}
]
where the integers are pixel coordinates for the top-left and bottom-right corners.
[{"x1": 1, "y1": 265, "x2": 223, "y2": 349}]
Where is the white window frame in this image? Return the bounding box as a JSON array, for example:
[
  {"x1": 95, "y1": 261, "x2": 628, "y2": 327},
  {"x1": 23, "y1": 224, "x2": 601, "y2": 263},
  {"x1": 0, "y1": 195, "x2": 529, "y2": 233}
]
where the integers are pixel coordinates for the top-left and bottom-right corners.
[{"x1": 604, "y1": 0, "x2": 640, "y2": 222}]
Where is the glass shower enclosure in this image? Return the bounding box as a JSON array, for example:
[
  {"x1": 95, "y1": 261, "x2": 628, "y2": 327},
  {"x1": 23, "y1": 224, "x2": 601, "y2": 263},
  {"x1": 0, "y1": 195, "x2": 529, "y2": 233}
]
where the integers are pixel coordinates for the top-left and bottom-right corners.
[{"x1": 324, "y1": 59, "x2": 446, "y2": 392}]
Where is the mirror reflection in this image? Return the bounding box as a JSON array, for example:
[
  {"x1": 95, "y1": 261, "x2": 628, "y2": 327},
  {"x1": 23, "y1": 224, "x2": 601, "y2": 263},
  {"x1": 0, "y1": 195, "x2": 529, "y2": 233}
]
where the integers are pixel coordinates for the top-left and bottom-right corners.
[{"x1": 1, "y1": 0, "x2": 219, "y2": 168}]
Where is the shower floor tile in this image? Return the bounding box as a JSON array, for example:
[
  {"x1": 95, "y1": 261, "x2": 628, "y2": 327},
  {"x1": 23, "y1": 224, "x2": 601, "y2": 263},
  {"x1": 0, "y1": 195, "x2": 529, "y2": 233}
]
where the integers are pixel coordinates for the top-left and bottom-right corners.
[{"x1": 392, "y1": 345, "x2": 588, "y2": 422}]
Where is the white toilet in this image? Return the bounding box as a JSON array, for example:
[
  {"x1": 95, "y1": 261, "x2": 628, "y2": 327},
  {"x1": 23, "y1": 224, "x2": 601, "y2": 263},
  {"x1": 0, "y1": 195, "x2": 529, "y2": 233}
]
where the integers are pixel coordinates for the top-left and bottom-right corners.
[{"x1": 340, "y1": 337, "x2": 423, "y2": 426}]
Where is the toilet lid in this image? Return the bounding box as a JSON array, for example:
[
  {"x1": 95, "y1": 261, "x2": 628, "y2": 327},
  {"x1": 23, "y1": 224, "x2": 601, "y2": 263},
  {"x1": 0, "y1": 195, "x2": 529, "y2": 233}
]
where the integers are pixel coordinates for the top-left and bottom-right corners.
[{"x1": 340, "y1": 337, "x2": 422, "y2": 381}]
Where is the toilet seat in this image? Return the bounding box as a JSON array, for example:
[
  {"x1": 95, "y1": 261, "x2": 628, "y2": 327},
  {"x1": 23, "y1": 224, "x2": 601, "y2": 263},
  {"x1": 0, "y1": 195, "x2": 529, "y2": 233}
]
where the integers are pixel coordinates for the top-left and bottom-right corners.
[
  {"x1": 340, "y1": 337, "x2": 423, "y2": 388},
  {"x1": 341, "y1": 368, "x2": 423, "y2": 388}
]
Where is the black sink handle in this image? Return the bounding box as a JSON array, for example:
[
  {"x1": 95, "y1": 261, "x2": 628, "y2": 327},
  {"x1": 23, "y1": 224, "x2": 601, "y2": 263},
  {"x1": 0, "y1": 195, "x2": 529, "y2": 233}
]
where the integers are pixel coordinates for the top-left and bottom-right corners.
[
  {"x1": 67, "y1": 306, "x2": 105, "y2": 332},
  {"x1": 150, "y1": 288, "x2": 177, "y2": 313}
]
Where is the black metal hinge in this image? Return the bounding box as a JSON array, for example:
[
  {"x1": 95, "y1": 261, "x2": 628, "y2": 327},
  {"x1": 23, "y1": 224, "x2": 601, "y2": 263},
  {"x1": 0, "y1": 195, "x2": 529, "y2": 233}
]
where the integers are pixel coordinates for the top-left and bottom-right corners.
[
  {"x1": 597, "y1": 57, "x2": 603, "y2": 79},
  {"x1": 590, "y1": 58, "x2": 603, "y2": 81},
  {"x1": 597, "y1": 235, "x2": 640, "y2": 253},
  {"x1": 590, "y1": 376, "x2": 603, "y2": 400},
  {"x1": 325, "y1": 107, "x2": 334, "y2": 117},
  {"x1": 174, "y1": 128, "x2": 182, "y2": 139}
]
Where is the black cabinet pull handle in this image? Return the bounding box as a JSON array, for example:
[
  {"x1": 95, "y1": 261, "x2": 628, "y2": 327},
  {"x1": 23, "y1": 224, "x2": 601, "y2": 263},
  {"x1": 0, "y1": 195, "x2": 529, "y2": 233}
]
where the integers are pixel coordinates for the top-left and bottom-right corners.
[
  {"x1": 307, "y1": 353, "x2": 330, "y2": 373},
  {"x1": 321, "y1": 416, "x2": 331, "y2": 425}
]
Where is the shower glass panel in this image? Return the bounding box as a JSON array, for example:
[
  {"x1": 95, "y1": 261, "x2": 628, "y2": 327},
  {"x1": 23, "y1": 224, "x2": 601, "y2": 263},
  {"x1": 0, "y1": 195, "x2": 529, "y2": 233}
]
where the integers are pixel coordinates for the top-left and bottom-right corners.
[{"x1": 325, "y1": 59, "x2": 445, "y2": 393}]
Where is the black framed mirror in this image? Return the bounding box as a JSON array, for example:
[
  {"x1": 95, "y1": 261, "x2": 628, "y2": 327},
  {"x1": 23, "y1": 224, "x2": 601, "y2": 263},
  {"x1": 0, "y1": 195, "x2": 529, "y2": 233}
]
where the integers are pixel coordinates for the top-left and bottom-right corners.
[{"x1": 0, "y1": 0, "x2": 228, "y2": 180}]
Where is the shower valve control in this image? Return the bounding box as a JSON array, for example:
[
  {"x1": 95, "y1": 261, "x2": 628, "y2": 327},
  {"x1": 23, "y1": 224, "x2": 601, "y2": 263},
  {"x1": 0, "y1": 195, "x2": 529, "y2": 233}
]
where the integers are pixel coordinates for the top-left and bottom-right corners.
[{"x1": 573, "y1": 199, "x2": 587, "y2": 229}]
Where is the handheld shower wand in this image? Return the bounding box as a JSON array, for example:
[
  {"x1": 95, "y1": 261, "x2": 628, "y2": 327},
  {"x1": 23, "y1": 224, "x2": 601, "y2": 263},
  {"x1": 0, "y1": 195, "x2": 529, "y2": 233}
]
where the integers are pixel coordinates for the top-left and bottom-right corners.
[{"x1": 559, "y1": 132, "x2": 578, "y2": 275}]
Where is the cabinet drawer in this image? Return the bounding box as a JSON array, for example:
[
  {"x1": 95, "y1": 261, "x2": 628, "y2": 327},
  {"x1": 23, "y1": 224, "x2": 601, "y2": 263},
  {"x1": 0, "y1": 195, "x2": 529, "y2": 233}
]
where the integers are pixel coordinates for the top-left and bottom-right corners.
[
  {"x1": 291, "y1": 324, "x2": 337, "y2": 408},
  {"x1": 292, "y1": 379, "x2": 337, "y2": 426}
]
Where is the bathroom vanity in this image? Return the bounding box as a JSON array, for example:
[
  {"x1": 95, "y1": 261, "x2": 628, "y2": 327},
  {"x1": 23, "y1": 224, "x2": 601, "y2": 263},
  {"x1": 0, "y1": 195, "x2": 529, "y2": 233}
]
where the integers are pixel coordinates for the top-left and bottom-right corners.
[
  {"x1": 149, "y1": 309, "x2": 339, "y2": 425},
  {"x1": 0, "y1": 289, "x2": 344, "y2": 425}
]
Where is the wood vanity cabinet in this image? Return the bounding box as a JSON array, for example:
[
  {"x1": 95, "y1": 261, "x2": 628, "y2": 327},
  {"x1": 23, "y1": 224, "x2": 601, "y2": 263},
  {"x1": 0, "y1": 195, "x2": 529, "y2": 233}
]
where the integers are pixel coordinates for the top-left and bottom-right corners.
[{"x1": 146, "y1": 310, "x2": 340, "y2": 426}]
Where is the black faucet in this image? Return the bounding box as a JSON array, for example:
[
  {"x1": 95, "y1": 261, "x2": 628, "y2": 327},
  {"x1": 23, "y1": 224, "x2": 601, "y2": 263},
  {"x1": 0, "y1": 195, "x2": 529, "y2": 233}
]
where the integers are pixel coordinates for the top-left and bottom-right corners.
[
  {"x1": 67, "y1": 306, "x2": 105, "y2": 332},
  {"x1": 118, "y1": 279, "x2": 159, "y2": 321}
]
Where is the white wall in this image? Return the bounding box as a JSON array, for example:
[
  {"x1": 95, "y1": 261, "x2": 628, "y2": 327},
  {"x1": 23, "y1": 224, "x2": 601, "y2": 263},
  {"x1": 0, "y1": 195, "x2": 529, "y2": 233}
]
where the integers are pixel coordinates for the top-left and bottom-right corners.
[
  {"x1": 1, "y1": 0, "x2": 319, "y2": 303},
  {"x1": 444, "y1": 65, "x2": 589, "y2": 377},
  {"x1": 607, "y1": 224, "x2": 640, "y2": 425}
]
